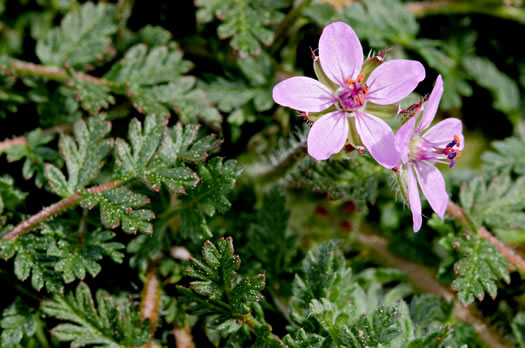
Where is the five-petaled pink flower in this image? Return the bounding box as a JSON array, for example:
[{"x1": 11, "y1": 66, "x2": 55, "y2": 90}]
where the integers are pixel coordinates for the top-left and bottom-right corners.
[
  {"x1": 394, "y1": 75, "x2": 464, "y2": 232},
  {"x1": 272, "y1": 21, "x2": 425, "y2": 168}
]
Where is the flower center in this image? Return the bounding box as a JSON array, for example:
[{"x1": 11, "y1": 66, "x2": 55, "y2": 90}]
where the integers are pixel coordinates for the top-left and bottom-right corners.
[
  {"x1": 443, "y1": 135, "x2": 462, "y2": 168},
  {"x1": 338, "y1": 73, "x2": 369, "y2": 111}
]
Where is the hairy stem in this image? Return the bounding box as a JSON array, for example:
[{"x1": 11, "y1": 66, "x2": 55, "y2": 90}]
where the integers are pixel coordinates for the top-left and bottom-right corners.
[
  {"x1": 2, "y1": 180, "x2": 122, "y2": 240},
  {"x1": 140, "y1": 262, "x2": 161, "y2": 348},
  {"x1": 249, "y1": 142, "x2": 308, "y2": 184},
  {"x1": 238, "y1": 313, "x2": 283, "y2": 344},
  {"x1": 354, "y1": 227, "x2": 512, "y2": 348},
  {"x1": 0, "y1": 124, "x2": 71, "y2": 154},
  {"x1": 173, "y1": 327, "x2": 195, "y2": 348},
  {"x1": 447, "y1": 200, "x2": 525, "y2": 272},
  {"x1": 5, "y1": 59, "x2": 111, "y2": 86}
]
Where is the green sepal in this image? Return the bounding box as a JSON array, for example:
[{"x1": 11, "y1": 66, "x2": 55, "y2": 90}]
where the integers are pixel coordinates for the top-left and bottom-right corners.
[
  {"x1": 313, "y1": 58, "x2": 339, "y2": 92},
  {"x1": 364, "y1": 102, "x2": 400, "y2": 120},
  {"x1": 360, "y1": 53, "x2": 385, "y2": 82},
  {"x1": 307, "y1": 105, "x2": 337, "y2": 122},
  {"x1": 347, "y1": 117, "x2": 363, "y2": 148}
]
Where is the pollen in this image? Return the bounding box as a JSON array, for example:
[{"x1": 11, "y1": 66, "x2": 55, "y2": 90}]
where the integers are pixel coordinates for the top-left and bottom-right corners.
[{"x1": 345, "y1": 77, "x2": 354, "y2": 86}]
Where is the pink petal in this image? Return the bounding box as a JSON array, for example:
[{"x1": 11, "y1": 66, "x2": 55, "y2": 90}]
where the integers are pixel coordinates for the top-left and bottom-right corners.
[
  {"x1": 366, "y1": 60, "x2": 425, "y2": 105},
  {"x1": 414, "y1": 161, "x2": 448, "y2": 219},
  {"x1": 422, "y1": 118, "x2": 463, "y2": 150},
  {"x1": 272, "y1": 76, "x2": 337, "y2": 112},
  {"x1": 318, "y1": 22, "x2": 363, "y2": 87},
  {"x1": 395, "y1": 118, "x2": 416, "y2": 164},
  {"x1": 417, "y1": 75, "x2": 443, "y2": 132},
  {"x1": 355, "y1": 111, "x2": 400, "y2": 169},
  {"x1": 307, "y1": 111, "x2": 348, "y2": 160},
  {"x1": 407, "y1": 164, "x2": 422, "y2": 232}
]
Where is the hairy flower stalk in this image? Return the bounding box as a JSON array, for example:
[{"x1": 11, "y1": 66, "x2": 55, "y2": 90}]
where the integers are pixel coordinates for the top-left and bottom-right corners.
[
  {"x1": 273, "y1": 21, "x2": 425, "y2": 168},
  {"x1": 394, "y1": 75, "x2": 464, "y2": 231}
]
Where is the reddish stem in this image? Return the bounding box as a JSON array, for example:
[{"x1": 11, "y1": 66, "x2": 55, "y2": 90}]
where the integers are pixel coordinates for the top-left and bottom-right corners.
[
  {"x1": 447, "y1": 200, "x2": 525, "y2": 272},
  {"x1": 2, "y1": 181, "x2": 121, "y2": 240},
  {"x1": 139, "y1": 262, "x2": 161, "y2": 348},
  {"x1": 0, "y1": 124, "x2": 72, "y2": 153}
]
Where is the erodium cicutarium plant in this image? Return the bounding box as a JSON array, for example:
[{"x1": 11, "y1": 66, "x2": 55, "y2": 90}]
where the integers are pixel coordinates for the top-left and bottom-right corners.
[{"x1": 4, "y1": 2, "x2": 525, "y2": 347}]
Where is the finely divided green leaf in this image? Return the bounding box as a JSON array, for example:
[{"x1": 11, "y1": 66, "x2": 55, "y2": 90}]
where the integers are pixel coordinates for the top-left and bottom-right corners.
[
  {"x1": 0, "y1": 298, "x2": 37, "y2": 348},
  {"x1": 179, "y1": 158, "x2": 242, "y2": 241},
  {"x1": 460, "y1": 174, "x2": 525, "y2": 231},
  {"x1": 482, "y1": 136, "x2": 525, "y2": 176},
  {"x1": 339, "y1": 0, "x2": 418, "y2": 48},
  {"x1": 463, "y1": 56, "x2": 520, "y2": 113},
  {"x1": 181, "y1": 237, "x2": 266, "y2": 317},
  {"x1": 36, "y1": 2, "x2": 117, "y2": 69},
  {"x1": 451, "y1": 234, "x2": 510, "y2": 306},
  {"x1": 41, "y1": 282, "x2": 149, "y2": 347},
  {"x1": 47, "y1": 229, "x2": 124, "y2": 283},
  {"x1": 195, "y1": 0, "x2": 287, "y2": 57},
  {"x1": 45, "y1": 116, "x2": 112, "y2": 197},
  {"x1": 114, "y1": 115, "x2": 200, "y2": 194},
  {"x1": 68, "y1": 79, "x2": 115, "y2": 115},
  {"x1": 81, "y1": 186, "x2": 155, "y2": 234}
]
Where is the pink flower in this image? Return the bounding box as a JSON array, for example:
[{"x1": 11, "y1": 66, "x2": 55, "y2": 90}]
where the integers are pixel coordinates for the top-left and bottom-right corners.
[
  {"x1": 394, "y1": 75, "x2": 464, "y2": 232},
  {"x1": 272, "y1": 21, "x2": 425, "y2": 168}
]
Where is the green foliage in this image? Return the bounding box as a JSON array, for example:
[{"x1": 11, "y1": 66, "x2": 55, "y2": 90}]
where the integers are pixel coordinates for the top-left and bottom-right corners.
[
  {"x1": 0, "y1": 233, "x2": 63, "y2": 292},
  {"x1": 463, "y1": 56, "x2": 520, "y2": 113},
  {"x1": 36, "y1": 2, "x2": 117, "y2": 69},
  {"x1": 166, "y1": 122, "x2": 222, "y2": 162},
  {"x1": 81, "y1": 186, "x2": 155, "y2": 234},
  {"x1": 179, "y1": 158, "x2": 242, "y2": 241},
  {"x1": 247, "y1": 186, "x2": 300, "y2": 289},
  {"x1": 512, "y1": 312, "x2": 525, "y2": 348},
  {"x1": 0, "y1": 175, "x2": 26, "y2": 216},
  {"x1": 181, "y1": 237, "x2": 265, "y2": 314},
  {"x1": 409, "y1": 294, "x2": 454, "y2": 336},
  {"x1": 69, "y1": 79, "x2": 115, "y2": 115},
  {"x1": 45, "y1": 115, "x2": 113, "y2": 197},
  {"x1": 114, "y1": 115, "x2": 200, "y2": 194},
  {"x1": 4, "y1": 128, "x2": 60, "y2": 188},
  {"x1": 195, "y1": 0, "x2": 288, "y2": 57},
  {"x1": 451, "y1": 233, "x2": 510, "y2": 305},
  {"x1": 0, "y1": 222, "x2": 125, "y2": 291},
  {"x1": 339, "y1": 0, "x2": 418, "y2": 48},
  {"x1": 1, "y1": 2, "x2": 524, "y2": 348},
  {"x1": 104, "y1": 44, "x2": 221, "y2": 126},
  {"x1": 310, "y1": 299, "x2": 402, "y2": 347},
  {"x1": 460, "y1": 174, "x2": 525, "y2": 232},
  {"x1": 41, "y1": 282, "x2": 150, "y2": 347},
  {"x1": 482, "y1": 135, "x2": 525, "y2": 176},
  {"x1": 283, "y1": 328, "x2": 324, "y2": 348},
  {"x1": 287, "y1": 155, "x2": 382, "y2": 207},
  {"x1": 46, "y1": 227, "x2": 124, "y2": 283},
  {"x1": 0, "y1": 298, "x2": 37, "y2": 348}
]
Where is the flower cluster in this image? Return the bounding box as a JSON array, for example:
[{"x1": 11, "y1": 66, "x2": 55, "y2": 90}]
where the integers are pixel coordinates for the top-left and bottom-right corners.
[{"x1": 272, "y1": 22, "x2": 464, "y2": 232}]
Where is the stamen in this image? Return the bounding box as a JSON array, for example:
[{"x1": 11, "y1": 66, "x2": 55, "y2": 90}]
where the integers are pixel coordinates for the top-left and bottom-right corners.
[
  {"x1": 443, "y1": 135, "x2": 462, "y2": 168},
  {"x1": 339, "y1": 76, "x2": 369, "y2": 110}
]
